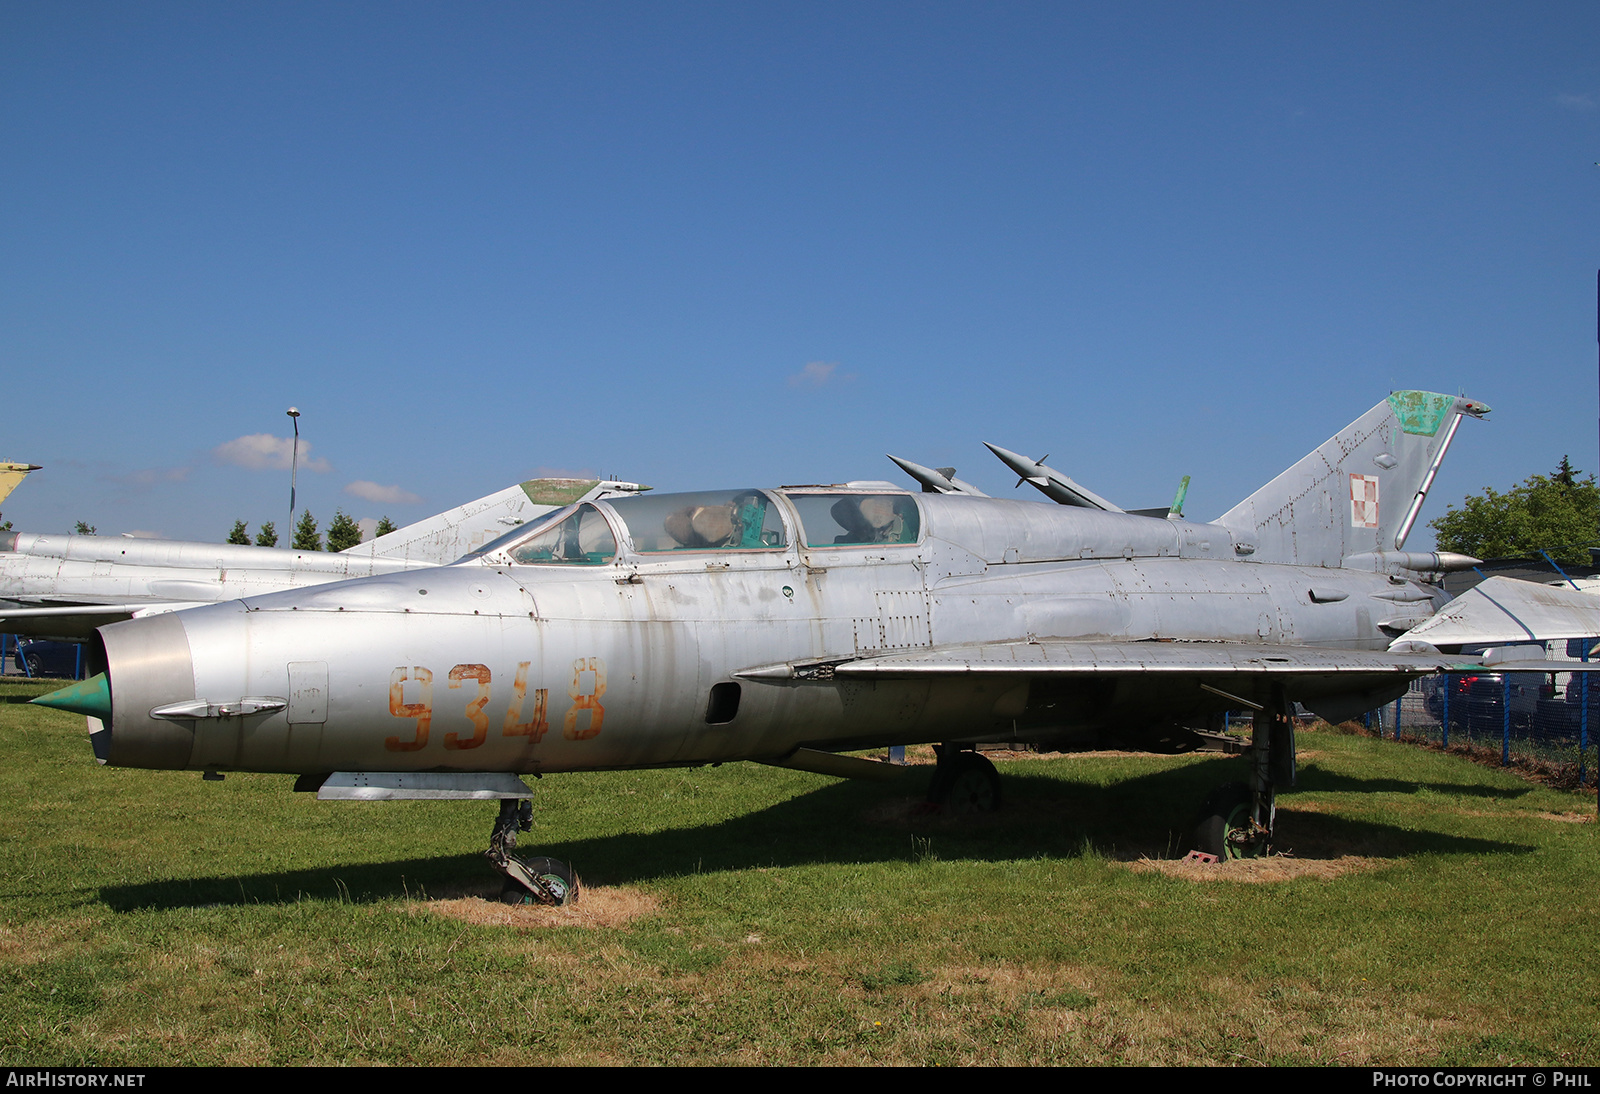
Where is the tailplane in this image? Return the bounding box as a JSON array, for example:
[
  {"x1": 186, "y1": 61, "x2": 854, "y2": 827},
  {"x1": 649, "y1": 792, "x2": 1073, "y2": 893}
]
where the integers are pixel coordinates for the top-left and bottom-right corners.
[{"x1": 1215, "y1": 391, "x2": 1488, "y2": 568}]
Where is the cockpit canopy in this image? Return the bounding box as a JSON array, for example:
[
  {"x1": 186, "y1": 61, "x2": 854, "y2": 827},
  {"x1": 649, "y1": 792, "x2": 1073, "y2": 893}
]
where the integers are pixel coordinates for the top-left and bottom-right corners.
[
  {"x1": 783, "y1": 491, "x2": 919, "y2": 546},
  {"x1": 608, "y1": 490, "x2": 786, "y2": 552},
  {"x1": 466, "y1": 488, "x2": 922, "y2": 565}
]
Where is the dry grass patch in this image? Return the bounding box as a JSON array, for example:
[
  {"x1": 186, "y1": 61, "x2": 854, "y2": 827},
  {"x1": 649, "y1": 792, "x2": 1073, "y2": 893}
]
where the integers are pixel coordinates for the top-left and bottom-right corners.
[
  {"x1": 1534, "y1": 810, "x2": 1593, "y2": 823},
  {"x1": 0, "y1": 914, "x2": 104, "y2": 967},
  {"x1": 1126, "y1": 853, "x2": 1392, "y2": 883},
  {"x1": 422, "y1": 886, "x2": 660, "y2": 930}
]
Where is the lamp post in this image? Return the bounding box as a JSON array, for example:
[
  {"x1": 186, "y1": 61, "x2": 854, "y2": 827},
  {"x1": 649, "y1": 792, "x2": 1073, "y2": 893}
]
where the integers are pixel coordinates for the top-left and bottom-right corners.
[{"x1": 287, "y1": 407, "x2": 301, "y2": 534}]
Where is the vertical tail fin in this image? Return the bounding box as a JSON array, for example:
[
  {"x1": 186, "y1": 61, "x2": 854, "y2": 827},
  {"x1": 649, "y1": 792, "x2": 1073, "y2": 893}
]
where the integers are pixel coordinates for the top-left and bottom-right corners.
[{"x1": 1215, "y1": 391, "x2": 1489, "y2": 568}]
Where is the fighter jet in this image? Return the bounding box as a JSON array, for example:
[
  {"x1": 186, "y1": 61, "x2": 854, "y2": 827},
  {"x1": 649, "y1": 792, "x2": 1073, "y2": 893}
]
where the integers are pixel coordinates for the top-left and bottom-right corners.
[
  {"x1": 0, "y1": 477, "x2": 647, "y2": 639},
  {"x1": 34, "y1": 391, "x2": 1600, "y2": 905}
]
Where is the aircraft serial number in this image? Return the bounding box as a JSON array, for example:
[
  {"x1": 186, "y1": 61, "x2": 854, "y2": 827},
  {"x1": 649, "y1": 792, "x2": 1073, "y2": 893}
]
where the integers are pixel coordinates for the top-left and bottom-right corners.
[{"x1": 384, "y1": 658, "x2": 606, "y2": 752}]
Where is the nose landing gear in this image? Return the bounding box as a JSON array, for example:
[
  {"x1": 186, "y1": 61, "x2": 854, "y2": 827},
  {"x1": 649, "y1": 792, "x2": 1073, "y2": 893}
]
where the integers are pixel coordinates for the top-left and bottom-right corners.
[{"x1": 487, "y1": 798, "x2": 581, "y2": 906}]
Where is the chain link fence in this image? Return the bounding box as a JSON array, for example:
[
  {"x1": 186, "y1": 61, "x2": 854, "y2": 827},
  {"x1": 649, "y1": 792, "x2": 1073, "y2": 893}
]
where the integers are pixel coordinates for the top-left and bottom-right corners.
[{"x1": 1367, "y1": 657, "x2": 1597, "y2": 788}]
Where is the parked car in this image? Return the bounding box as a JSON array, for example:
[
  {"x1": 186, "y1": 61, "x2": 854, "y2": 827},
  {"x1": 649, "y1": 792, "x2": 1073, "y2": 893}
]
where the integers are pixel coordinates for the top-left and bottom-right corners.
[
  {"x1": 1535, "y1": 672, "x2": 1600, "y2": 738},
  {"x1": 11, "y1": 639, "x2": 85, "y2": 679},
  {"x1": 1429, "y1": 670, "x2": 1548, "y2": 732}
]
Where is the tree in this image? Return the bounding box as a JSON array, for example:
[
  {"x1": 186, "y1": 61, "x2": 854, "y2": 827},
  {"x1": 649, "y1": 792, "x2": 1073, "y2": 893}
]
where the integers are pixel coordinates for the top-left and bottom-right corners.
[
  {"x1": 325, "y1": 509, "x2": 362, "y2": 552},
  {"x1": 74, "y1": 521, "x2": 96, "y2": 536},
  {"x1": 1429, "y1": 457, "x2": 1600, "y2": 565},
  {"x1": 292, "y1": 510, "x2": 322, "y2": 552},
  {"x1": 227, "y1": 520, "x2": 250, "y2": 545},
  {"x1": 374, "y1": 515, "x2": 398, "y2": 537},
  {"x1": 255, "y1": 522, "x2": 278, "y2": 548}
]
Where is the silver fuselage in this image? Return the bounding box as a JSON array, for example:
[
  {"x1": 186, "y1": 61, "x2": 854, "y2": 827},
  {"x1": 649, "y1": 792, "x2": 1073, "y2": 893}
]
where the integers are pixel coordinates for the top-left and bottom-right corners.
[{"x1": 92, "y1": 491, "x2": 1446, "y2": 775}]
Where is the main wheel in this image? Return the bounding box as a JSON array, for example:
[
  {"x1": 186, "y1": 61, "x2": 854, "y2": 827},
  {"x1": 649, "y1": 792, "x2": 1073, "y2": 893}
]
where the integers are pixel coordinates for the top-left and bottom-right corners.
[
  {"x1": 500, "y1": 856, "x2": 581, "y2": 906},
  {"x1": 1190, "y1": 782, "x2": 1265, "y2": 860},
  {"x1": 24, "y1": 653, "x2": 42, "y2": 678},
  {"x1": 927, "y1": 751, "x2": 1002, "y2": 815}
]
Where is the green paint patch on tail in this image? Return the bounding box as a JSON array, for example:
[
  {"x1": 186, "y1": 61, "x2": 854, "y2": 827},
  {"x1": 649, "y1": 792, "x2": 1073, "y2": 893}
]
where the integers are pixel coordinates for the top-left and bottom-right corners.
[
  {"x1": 1387, "y1": 391, "x2": 1457, "y2": 436},
  {"x1": 519, "y1": 478, "x2": 601, "y2": 506}
]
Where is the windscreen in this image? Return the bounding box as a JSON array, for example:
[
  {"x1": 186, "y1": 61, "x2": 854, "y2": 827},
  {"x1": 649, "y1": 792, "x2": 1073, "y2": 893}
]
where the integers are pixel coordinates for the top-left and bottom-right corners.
[{"x1": 507, "y1": 504, "x2": 617, "y2": 565}]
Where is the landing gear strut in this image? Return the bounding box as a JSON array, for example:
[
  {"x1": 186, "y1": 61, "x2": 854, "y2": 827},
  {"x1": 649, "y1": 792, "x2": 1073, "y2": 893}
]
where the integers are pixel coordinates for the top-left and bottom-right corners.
[
  {"x1": 926, "y1": 745, "x2": 1002, "y2": 814},
  {"x1": 486, "y1": 798, "x2": 581, "y2": 906},
  {"x1": 1190, "y1": 688, "x2": 1295, "y2": 860}
]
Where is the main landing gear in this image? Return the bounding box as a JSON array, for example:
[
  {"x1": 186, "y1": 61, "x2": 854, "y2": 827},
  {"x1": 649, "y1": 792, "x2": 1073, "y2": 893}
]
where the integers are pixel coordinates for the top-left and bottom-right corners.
[
  {"x1": 926, "y1": 745, "x2": 1003, "y2": 815},
  {"x1": 487, "y1": 798, "x2": 581, "y2": 906},
  {"x1": 1188, "y1": 688, "x2": 1296, "y2": 860}
]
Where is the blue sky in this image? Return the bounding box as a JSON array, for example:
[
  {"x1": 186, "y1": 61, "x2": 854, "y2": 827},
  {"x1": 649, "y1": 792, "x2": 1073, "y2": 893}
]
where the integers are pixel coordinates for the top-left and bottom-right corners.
[{"x1": 2, "y1": 3, "x2": 1597, "y2": 544}]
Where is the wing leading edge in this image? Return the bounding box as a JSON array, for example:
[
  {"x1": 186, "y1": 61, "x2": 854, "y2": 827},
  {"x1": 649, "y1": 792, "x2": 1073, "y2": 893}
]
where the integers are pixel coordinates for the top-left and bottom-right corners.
[{"x1": 738, "y1": 639, "x2": 1586, "y2": 681}]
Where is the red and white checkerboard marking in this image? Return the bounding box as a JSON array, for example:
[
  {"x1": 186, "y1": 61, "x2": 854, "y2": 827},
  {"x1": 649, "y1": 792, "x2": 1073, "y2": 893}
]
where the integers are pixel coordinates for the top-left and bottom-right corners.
[{"x1": 1349, "y1": 473, "x2": 1379, "y2": 528}]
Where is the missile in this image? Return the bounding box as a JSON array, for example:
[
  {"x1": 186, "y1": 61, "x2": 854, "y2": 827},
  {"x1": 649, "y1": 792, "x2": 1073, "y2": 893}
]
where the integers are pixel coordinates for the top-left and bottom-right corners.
[
  {"x1": 982, "y1": 444, "x2": 1123, "y2": 512},
  {"x1": 885, "y1": 455, "x2": 986, "y2": 496}
]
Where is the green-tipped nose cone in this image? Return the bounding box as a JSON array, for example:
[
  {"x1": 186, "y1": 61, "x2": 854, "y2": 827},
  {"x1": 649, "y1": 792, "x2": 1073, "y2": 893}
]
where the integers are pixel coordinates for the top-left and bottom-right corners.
[{"x1": 32, "y1": 673, "x2": 112, "y2": 722}]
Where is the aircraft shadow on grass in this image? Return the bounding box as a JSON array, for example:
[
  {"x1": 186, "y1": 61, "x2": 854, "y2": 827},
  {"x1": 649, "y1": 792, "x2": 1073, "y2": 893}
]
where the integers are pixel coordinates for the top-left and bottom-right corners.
[
  {"x1": 1293, "y1": 761, "x2": 1539, "y2": 800},
  {"x1": 96, "y1": 755, "x2": 1539, "y2": 912}
]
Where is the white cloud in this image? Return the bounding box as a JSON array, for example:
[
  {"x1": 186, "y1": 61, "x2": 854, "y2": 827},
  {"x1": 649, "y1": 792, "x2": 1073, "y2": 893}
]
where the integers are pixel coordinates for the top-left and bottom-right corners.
[
  {"x1": 788, "y1": 360, "x2": 854, "y2": 388},
  {"x1": 213, "y1": 434, "x2": 331, "y2": 473},
  {"x1": 345, "y1": 480, "x2": 423, "y2": 505},
  {"x1": 1555, "y1": 92, "x2": 1597, "y2": 111}
]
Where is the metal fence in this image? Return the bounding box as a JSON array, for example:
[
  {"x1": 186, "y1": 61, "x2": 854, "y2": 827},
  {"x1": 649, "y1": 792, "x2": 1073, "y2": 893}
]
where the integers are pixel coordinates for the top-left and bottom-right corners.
[
  {"x1": 1366, "y1": 670, "x2": 1597, "y2": 787},
  {"x1": 0, "y1": 634, "x2": 86, "y2": 680}
]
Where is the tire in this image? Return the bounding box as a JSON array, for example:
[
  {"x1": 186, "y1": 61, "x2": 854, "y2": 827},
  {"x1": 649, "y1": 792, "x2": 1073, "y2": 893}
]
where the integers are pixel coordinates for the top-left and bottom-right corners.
[
  {"x1": 926, "y1": 751, "x2": 1002, "y2": 815},
  {"x1": 500, "y1": 856, "x2": 580, "y2": 906},
  {"x1": 1190, "y1": 782, "x2": 1263, "y2": 860},
  {"x1": 24, "y1": 654, "x2": 42, "y2": 678}
]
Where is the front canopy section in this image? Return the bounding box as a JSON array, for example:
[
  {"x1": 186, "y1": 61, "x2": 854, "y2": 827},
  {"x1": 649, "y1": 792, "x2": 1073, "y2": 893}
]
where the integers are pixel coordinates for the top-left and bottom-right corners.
[{"x1": 506, "y1": 503, "x2": 618, "y2": 565}]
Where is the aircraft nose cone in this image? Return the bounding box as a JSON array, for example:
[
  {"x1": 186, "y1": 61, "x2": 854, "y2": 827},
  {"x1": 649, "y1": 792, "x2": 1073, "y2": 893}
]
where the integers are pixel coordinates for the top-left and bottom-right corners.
[{"x1": 31, "y1": 673, "x2": 112, "y2": 722}]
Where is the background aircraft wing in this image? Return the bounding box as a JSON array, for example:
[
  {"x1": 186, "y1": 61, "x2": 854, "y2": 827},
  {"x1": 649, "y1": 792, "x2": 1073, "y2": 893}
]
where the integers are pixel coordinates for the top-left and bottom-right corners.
[
  {"x1": 0, "y1": 598, "x2": 205, "y2": 638},
  {"x1": 1396, "y1": 575, "x2": 1600, "y2": 649}
]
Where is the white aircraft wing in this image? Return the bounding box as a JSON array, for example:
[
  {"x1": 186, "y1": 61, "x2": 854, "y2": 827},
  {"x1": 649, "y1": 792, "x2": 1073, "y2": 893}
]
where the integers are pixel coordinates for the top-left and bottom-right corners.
[{"x1": 1396, "y1": 575, "x2": 1600, "y2": 649}]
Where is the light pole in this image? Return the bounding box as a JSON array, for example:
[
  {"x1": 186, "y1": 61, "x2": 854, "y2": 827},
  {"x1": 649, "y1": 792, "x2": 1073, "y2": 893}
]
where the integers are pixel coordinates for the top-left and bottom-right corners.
[{"x1": 287, "y1": 407, "x2": 301, "y2": 536}]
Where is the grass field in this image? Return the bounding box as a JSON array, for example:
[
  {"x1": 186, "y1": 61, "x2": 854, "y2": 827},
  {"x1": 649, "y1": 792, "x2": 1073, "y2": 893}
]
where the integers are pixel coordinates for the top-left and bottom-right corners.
[{"x1": 2, "y1": 676, "x2": 1596, "y2": 1066}]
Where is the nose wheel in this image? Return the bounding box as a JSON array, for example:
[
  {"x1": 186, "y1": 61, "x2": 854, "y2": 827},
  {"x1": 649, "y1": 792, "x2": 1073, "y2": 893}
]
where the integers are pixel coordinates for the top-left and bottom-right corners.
[{"x1": 486, "y1": 798, "x2": 581, "y2": 906}]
